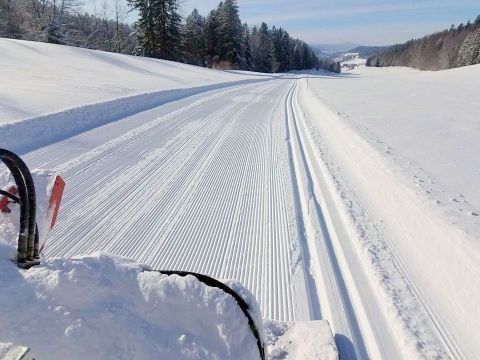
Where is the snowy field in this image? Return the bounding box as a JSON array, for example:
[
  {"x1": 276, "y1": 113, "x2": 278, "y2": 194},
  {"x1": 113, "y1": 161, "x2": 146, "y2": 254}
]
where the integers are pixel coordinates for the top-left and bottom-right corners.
[
  {"x1": 1, "y1": 39, "x2": 479, "y2": 359},
  {"x1": 300, "y1": 64, "x2": 480, "y2": 358}
]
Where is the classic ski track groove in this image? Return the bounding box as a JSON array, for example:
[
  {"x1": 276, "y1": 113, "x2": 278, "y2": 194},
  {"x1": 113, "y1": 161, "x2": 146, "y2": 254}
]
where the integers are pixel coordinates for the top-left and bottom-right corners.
[
  {"x1": 34, "y1": 80, "x2": 304, "y2": 323},
  {"x1": 21, "y1": 78, "x2": 434, "y2": 359}
]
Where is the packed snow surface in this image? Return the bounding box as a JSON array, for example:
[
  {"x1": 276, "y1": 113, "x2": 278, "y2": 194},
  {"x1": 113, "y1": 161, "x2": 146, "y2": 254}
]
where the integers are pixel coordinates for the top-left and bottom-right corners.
[{"x1": 1, "y1": 39, "x2": 480, "y2": 359}]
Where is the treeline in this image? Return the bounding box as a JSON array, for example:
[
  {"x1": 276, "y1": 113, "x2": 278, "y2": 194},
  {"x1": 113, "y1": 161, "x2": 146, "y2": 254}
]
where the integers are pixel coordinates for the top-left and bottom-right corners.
[
  {"x1": 128, "y1": 0, "x2": 340, "y2": 73},
  {"x1": 0, "y1": 0, "x2": 137, "y2": 53},
  {"x1": 0, "y1": 0, "x2": 339, "y2": 73},
  {"x1": 367, "y1": 15, "x2": 480, "y2": 70}
]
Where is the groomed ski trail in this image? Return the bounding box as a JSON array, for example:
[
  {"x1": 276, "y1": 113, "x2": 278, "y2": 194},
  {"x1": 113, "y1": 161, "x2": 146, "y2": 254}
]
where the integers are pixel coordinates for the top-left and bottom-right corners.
[
  {"x1": 21, "y1": 78, "x2": 441, "y2": 359},
  {"x1": 26, "y1": 80, "x2": 307, "y2": 323}
]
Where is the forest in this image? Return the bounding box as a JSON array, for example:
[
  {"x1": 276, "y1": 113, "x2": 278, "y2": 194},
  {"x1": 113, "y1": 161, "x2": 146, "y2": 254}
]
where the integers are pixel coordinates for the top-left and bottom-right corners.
[
  {"x1": 367, "y1": 16, "x2": 480, "y2": 70},
  {"x1": 0, "y1": 0, "x2": 340, "y2": 73}
]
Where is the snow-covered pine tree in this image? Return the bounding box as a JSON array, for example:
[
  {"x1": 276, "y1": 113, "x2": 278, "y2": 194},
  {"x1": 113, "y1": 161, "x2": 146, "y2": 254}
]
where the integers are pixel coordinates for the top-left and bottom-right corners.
[
  {"x1": 251, "y1": 22, "x2": 272, "y2": 72},
  {"x1": 292, "y1": 40, "x2": 303, "y2": 70},
  {"x1": 278, "y1": 28, "x2": 291, "y2": 72},
  {"x1": 217, "y1": 0, "x2": 243, "y2": 68},
  {"x1": 128, "y1": 0, "x2": 157, "y2": 56},
  {"x1": 205, "y1": 7, "x2": 221, "y2": 67},
  {"x1": 128, "y1": 0, "x2": 181, "y2": 60},
  {"x1": 270, "y1": 26, "x2": 280, "y2": 72},
  {"x1": 240, "y1": 23, "x2": 252, "y2": 70},
  {"x1": 182, "y1": 8, "x2": 206, "y2": 66},
  {"x1": 47, "y1": 17, "x2": 65, "y2": 44},
  {"x1": 160, "y1": 0, "x2": 181, "y2": 60}
]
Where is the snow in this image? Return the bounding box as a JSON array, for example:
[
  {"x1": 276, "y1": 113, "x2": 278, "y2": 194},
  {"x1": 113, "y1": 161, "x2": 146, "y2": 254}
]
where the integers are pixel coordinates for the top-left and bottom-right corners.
[
  {"x1": 0, "y1": 342, "x2": 30, "y2": 360},
  {"x1": 1, "y1": 38, "x2": 479, "y2": 359},
  {"x1": 0, "y1": 38, "x2": 265, "y2": 125},
  {"x1": 305, "y1": 64, "x2": 480, "y2": 220},
  {"x1": 266, "y1": 321, "x2": 338, "y2": 360},
  {"x1": 0, "y1": 246, "x2": 264, "y2": 360},
  {"x1": 339, "y1": 53, "x2": 366, "y2": 70},
  {"x1": 300, "y1": 65, "x2": 480, "y2": 358},
  {"x1": 0, "y1": 238, "x2": 338, "y2": 359}
]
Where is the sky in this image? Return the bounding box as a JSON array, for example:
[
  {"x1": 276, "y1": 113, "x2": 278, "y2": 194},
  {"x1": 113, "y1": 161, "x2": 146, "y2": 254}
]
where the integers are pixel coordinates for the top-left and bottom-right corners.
[{"x1": 96, "y1": 0, "x2": 480, "y2": 46}]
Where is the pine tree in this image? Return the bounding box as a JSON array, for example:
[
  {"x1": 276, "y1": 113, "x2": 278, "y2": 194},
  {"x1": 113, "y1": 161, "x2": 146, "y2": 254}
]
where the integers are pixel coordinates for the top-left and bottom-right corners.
[
  {"x1": 47, "y1": 18, "x2": 65, "y2": 44},
  {"x1": 128, "y1": 0, "x2": 181, "y2": 60},
  {"x1": 128, "y1": 0, "x2": 158, "y2": 57},
  {"x1": 475, "y1": 15, "x2": 480, "y2": 26},
  {"x1": 251, "y1": 22, "x2": 272, "y2": 72},
  {"x1": 217, "y1": 0, "x2": 242, "y2": 67},
  {"x1": 240, "y1": 23, "x2": 252, "y2": 70},
  {"x1": 182, "y1": 8, "x2": 206, "y2": 66},
  {"x1": 205, "y1": 8, "x2": 220, "y2": 67},
  {"x1": 160, "y1": 0, "x2": 181, "y2": 60},
  {"x1": 278, "y1": 29, "x2": 291, "y2": 72}
]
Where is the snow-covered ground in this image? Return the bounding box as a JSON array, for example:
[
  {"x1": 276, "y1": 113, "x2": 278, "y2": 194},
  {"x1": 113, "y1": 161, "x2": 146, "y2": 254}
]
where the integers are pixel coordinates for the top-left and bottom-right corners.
[
  {"x1": 1, "y1": 39, "x2": 479, "y2": 359},
  {"x1": 300, "y1": 64, "x2": 480, "y2": 358}
]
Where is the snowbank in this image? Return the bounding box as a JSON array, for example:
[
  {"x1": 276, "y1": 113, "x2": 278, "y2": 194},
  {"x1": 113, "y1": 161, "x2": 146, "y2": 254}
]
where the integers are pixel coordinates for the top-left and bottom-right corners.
[
  {"x1": 1, "y1": 169, "x2": 267, "y2": 359},
  {"x1": 0, "y1": 247, "x2": 263, "y2": 360},
  {"x1": 0, "y1": 240, "x2": 339, "y2": 360},
  {"x1": 0, "y1": 79, "x2": 267, "y2": 154},
  {"x1": 0, "y1": 38, "x2": 266, "y2": 124}
]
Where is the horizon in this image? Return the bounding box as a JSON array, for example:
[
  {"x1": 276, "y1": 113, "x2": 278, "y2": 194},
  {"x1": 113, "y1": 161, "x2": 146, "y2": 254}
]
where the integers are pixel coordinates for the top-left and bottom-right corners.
[{"x1": 86, "y1": 0, "x2": 479, "y2": 47}]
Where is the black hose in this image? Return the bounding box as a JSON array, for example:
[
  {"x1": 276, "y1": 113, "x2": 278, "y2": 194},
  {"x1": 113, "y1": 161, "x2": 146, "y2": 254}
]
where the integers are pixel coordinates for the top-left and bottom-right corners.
[
  {"x1": 0, "y1": 149, "x2": 37, "y2": 263},
  {"x1": 0, "y1": 153, "x2": 30, "y2": 263},
  {"x1": 149, "y1": 270, "x2": 265, "y2": 360}
]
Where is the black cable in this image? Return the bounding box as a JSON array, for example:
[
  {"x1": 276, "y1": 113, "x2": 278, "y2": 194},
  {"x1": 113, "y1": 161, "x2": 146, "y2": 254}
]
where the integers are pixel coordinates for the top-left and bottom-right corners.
[{"x1": 149, "y1": 270, "x2": 265, "y2": 360}]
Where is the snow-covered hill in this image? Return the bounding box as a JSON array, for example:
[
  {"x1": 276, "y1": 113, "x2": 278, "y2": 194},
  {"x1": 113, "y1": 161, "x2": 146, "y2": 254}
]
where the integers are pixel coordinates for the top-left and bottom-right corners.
[{"x1": 0, "y1": 38, "x2": 266, "y2": 124}]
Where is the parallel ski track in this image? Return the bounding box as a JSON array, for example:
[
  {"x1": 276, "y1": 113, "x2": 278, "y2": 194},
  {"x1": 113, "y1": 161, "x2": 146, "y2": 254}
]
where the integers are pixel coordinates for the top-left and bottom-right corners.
[
  {"x1": 285, "y1": 81, "x2": 403, "y2": 359},
  {"x1": 30, "y1": 80, "x2": 306, "y2": 322},
  {"x1": 17, "y1": 76, "x2": 459, "y2": 360}
]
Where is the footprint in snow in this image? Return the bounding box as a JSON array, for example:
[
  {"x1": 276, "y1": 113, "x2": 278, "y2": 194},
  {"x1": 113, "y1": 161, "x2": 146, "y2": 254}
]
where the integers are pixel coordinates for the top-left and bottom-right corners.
[{"x1": 470, "y1": 211, "x2": 479, "y2": 216}]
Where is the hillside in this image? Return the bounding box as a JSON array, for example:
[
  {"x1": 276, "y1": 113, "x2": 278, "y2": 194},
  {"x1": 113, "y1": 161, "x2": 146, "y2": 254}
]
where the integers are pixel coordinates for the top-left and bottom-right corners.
[
  {"x1": 0, "y1": 38, "x2": 268, "y2": 124},
  {"x1": 367, "y1": 16, "x2": 480, "y2": 70}
]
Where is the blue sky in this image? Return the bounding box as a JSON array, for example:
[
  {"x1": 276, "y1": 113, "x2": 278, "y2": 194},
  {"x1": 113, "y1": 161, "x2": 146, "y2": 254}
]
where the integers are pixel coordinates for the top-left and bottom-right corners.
[
  {"x1": 99, "y1": 0, "x2": 480, "y2": 46},
  {"x1": 185, "y1": 0, "x2": 479, "y2": 45}
]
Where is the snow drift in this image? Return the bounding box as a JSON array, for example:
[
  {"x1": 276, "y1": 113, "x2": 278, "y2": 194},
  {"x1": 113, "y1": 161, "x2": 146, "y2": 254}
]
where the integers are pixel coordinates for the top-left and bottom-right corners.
[{"x1": 0, "y1": 246, "x2": 264, "y2": 360}]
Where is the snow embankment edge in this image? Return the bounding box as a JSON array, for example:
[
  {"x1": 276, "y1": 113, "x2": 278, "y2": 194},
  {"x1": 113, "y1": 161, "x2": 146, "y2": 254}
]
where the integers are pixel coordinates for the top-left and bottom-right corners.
[{"x1": 0, "y1": 78, "x2": 271, "y2": 154}]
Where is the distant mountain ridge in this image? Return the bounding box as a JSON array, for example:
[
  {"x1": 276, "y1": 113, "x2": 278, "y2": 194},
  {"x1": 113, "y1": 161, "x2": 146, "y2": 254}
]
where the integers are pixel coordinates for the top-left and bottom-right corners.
[
  {"x1": 312, "y1": 43, "x2": 389, "y2": 60},
  {"x1": 367, "y1": 15, "x2": 480, "y2": 70},
  {"x1": 311, "y1": 43, "x2": 362, "y2": 53},
  {"x1": 348, "y1": 46, "x2": 389, "y2": 59}
]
